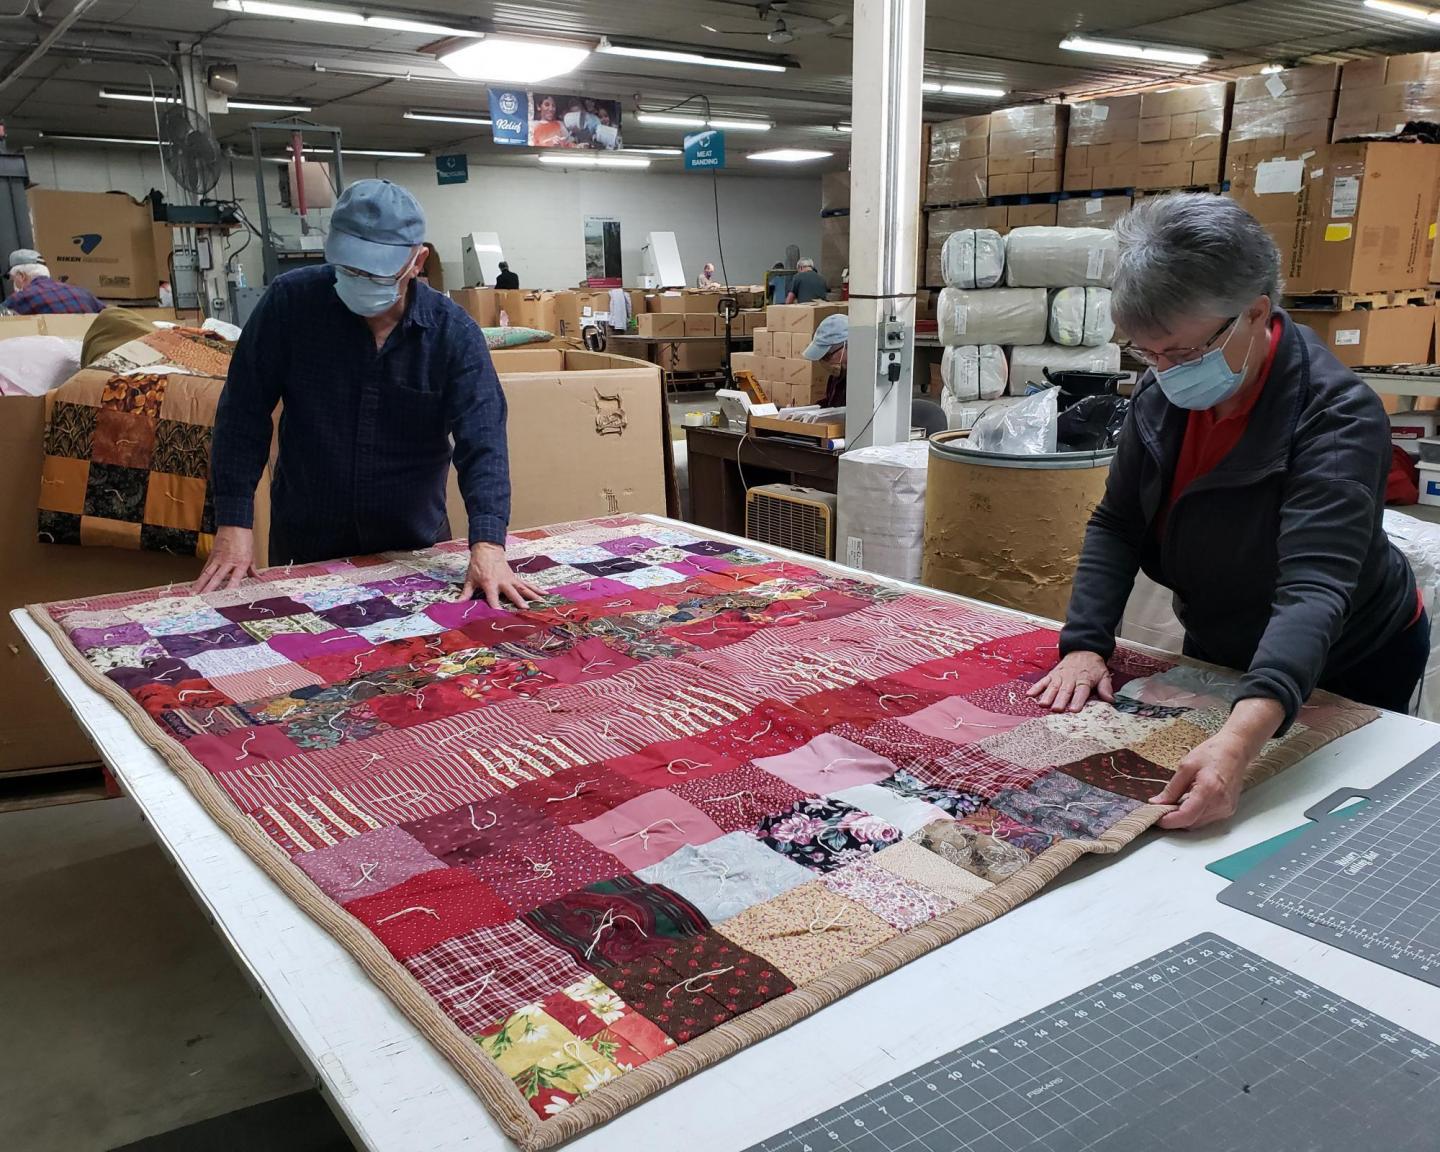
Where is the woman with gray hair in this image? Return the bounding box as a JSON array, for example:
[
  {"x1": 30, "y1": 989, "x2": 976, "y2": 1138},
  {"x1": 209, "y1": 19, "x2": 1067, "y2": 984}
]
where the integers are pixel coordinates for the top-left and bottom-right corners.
[{"x1": 1029, "y1": 193, "x2": 1422, "y2": 831}]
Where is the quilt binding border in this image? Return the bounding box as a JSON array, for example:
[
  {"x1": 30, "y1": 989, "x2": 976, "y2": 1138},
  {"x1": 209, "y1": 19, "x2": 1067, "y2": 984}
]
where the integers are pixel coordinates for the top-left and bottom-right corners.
[{"x1": 23, "y1": 523, "x2": 1376, "y2": 1151}]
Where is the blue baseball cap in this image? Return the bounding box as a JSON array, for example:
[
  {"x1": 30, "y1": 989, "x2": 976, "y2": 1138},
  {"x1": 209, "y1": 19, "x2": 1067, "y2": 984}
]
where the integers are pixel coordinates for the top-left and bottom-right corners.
[
  {"x1": 802, "y1": 313, "x2": 849, "y2": 360},
  {"x1": 324, "y1": 179, "x2": 426, "y2": 277}
]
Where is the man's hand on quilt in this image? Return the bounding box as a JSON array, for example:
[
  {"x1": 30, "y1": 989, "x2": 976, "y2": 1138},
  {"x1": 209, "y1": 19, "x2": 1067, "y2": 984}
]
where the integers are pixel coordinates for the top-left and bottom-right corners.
[
  {"x1": 1151, "y1": 697, "x2": 1285, "y2": 830},
  {"x1": 195, "y1": 526, "x2": 258, "y2": 593},
  {"x1": 461, "y1": 542, "x2": 542, "y2": 610},
  {"x1": 1028, "y1": 651, "x2": 1115, "y2": 713}
]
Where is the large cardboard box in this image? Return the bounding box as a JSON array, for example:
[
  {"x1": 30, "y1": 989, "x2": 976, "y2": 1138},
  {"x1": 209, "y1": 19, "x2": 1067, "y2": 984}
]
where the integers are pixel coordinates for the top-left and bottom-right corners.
[
  {"x1": 781, "y1": 357, "x2": 831, "y2": 399},
  {"x1": 552, "y1": 289, "x2": 612, "y2": 336},
  {"x1": 1064, "y1": 97, "x2": 1141, "y2": 191},
  {"x1": 761, "y1": 356, "x2": 786, "y2": 383},
  {"x1": 638, "y1": 312, "x2": 683, "y2": 339},
  {"x1": 925, "y1": 158, "x2": 987, "y2": 205},
  {"x1": 765, "y1": 302, "x2": 845, "y2": 335},
  {"x1": 660, "y1": 339, "x2": 725, "y2": 372},
  {"x1": 1335, "y1": 52, "x2": 1440, "y2": 138},
  {"x1": 1228, "y1": 142, "x2": 1440, "y2": 294},
  {"x1": 730, "y1": 351, "x2": 760, "y2": 378},
  {"x1": 646, "y1": 292, "x2": 688, "y2": 314},
  {"x1": 1291, "y1": 305, "x2": 1434, "y2": 368},
  {"x1": 928, "y1": 114, "x2": 990, "y2": 162},
  {"x1": 1057, "y1": 194, "x2": 1133, "y2": 228},
  {"x1": 29, "y1": 189, "x2": 161, "y2": 301},
  {"x1": 446, "y1": 349, "x2": 670, "y2": 533},
  {"x1": 684, "y1": 314, "x2": 718, "y2": 338},
  {"x1": 681, "y1": 289, "x2": 724, "y2": 314},
  {"x1": 769, "y1": 331, "x2": 794, "y2": 358},
  {"x1": 1007, "y1": 203, "x2": 1058, "y2": 228},
  {"x1": 752, "y1": 328, "x2": 773, "y2": 357},
  {"x1": 451, "y1": 287, "x2": 499, "y2": 328}
]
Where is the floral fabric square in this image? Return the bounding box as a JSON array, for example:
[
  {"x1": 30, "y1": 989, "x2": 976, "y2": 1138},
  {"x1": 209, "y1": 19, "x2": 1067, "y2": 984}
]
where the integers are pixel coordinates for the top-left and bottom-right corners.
[
  {"x1": 870, "y1": 838, "x2": 995, "y2": 906},
  {"x1": 874, "y1": 769, "x2": 986, "y2": 818},
  {"x1": 820, "y1": 858, "x2": 955, "y2": 931},
  {"x1": 991, "y1": 772, "x2": 1142, "y2": 842},
  {"x1": 1056, "y1": 748, "x2": 1174, "y2": 802},
  {"x1": 754, "y1": 797, "x2": 903, "y2": 873},
  {"x1": 714, "y1": 881, "x2": 896, "y2": 985},
  {"x1": 912, "y1": 819, "x2": 1030, "y2": 883}
]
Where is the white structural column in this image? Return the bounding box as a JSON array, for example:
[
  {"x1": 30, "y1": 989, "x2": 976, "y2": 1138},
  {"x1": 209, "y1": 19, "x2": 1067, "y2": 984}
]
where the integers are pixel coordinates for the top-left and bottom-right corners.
[
  {"x1": 175, "y1": 45, "x2": 231, "y2": 319},
  {"x1": 845, "y1": 0, "x2": 926, "y2": 448}
]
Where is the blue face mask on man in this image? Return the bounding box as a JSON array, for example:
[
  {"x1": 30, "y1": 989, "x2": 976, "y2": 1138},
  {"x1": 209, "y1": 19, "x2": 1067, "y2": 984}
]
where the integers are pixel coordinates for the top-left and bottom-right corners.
[
  {"x1": 1155, "y1": 312, "x2": 1257, "y2": 411},
  {"x1": 333, "y1": 266, "x2": 404, "y2": 317}
]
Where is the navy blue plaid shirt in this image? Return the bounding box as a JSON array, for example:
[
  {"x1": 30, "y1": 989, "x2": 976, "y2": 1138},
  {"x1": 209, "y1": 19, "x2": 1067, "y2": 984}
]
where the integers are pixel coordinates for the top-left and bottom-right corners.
[
  {"x1": 212, "y1": 265, "x2": 510, "y2": 561},
  {"x1": 4, "y1": 276, "x2": 104, "y2": 315}
]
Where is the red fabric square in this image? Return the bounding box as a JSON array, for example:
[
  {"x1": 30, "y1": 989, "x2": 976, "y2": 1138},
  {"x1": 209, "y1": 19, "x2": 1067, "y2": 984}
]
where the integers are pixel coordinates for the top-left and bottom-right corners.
[
  {"x1": 881, "y1": 655, "x2": 1013, "y2": 697},
  {"x1": 962, "y1": 679, "x2": 1052, "y2": 718},
  {"x1": 345, "y1": 867, "x2": 513, "y2": 959},
  {"x1": 509, "y1": 766, "x2": 650, "y2": 826},
  {"x1": 606, "y1": 737, "x2": 743, "y2": 790},
  {"x1": 790, "y1": 684, "x2": 893, "y2": 729},
  {"x1": 455, "y1": 616, "x2": 545, "y2": 648},
  {"x1": 190, "y1": 724, "x2": 304, "y2": 773},
  {"x1": 538, "y1": 637, "x2": 642, "y2": 685},
  {"x1": 403, "y1": 795, "x2": 554, "y2": 861},
  {"x1": 667, "y1": 613, "x2": 765, "y2": 651},
  {"x1": 668, "y1": 763, "x2": 811, "y2": 833},
  {"x1": 968, "y1": 629, "x2": 1064, "y2": 677},
  {"x1": 864, "y1": 675, "x2": 948, "y2": 718},
  {"x1": 362, "y1": 680, "x2": 473, "y2": 729},
  {"x1": 468, "y1": 825, "x2": 627, "y2": 914},
  {"x1": 694, "y1": 700, "x2": 825, "y2": 760}
]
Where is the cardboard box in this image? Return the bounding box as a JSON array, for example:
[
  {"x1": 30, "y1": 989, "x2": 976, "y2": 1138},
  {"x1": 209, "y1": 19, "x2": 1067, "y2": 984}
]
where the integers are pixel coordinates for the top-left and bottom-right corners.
[
  {"x1": 682, "y1": 289, "x2": 724, "y2": 314},
  {"x1": 765, "y1": 331, "x2": 789, "y2": 358},
  {"x1": 928, "y1": 114, "x2": 990, "y2": 162},
  {"x1": 661, "y1": 339, "x2": 725, "y2": 372},
  {"x1": 638, "y1": 312, "x2": 684, "y2": 339},
  {"x1": 684, "y1": 314, "x2": 718, "y2": 337},
  {"x1": 765, "y1": 302, "x2": 845, "y2": 335},
  {"x1": 1228, "y1": 142, "x2": 1440, "y2": 294},
  {"x1": 925, "y1": 157, "x2": 988, "y2": 204},
  {"x1": 447, "y1": 348, "x2": 669, "y2": 535},
  {"x1": 450, "y1": 287, "x2": 499, "y2": 328},
  {"x1": 553, "y1": 289, "x2": 612, "y2": 336},
  {"x1": 1236, "y1": 63, "x2": 1341, "y2": 104},
  {"x1": 507, "y1": 292, "x2": 558, "y2": 332},
  {"x1": 1291, "y1": 304, "x2": 1435, "y2": 368},
  {"x1": 1007, "y1": 203, "x2": 1059, "y2": 227},
  {"x1": 752, "y1": 327, "x2": 773, "y2": 357},
  {"x1": 1068, "y1": 96, "x2": 1141, "y2": 144},
  {"x1": 1057, "y1": 194, "x2": 1133, "y2": 228},
  {"x1": 1341, "y1": 51, "x2": 1440, "y2": 92},
  {"x1": 28, "y1": 189, "x2": 161, "y2": 300},
  {"x1": 1432, "y1": 198, "x2": 1440, "y2": 284},
  {"x1": 781, "y1": 357, "x2": 831, "y2": 400},
  {"x1": 761, "y1": 356, "x2": 786, "y2": 382},
  {"x1": 646, "y1": 292, "x2": 688, "y2": 314},
  {"x1": 1139, "y1": 82, "x2": 1232, "y2": 119},
  {"x1": 822, "y1": 170, "x2": 851, "y2": 213},
  {"x1": 737, "y1": 310, "x2": 765, "y2": 335},
  {"x1": 730, "y1": 351, "x2": 760, "y2": 378}
]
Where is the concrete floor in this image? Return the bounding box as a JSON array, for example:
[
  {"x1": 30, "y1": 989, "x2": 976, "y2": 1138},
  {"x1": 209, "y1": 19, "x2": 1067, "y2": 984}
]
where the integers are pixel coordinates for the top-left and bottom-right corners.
[{"x1": 0, "y1": 797, "x2": 315, "y2": 1152}]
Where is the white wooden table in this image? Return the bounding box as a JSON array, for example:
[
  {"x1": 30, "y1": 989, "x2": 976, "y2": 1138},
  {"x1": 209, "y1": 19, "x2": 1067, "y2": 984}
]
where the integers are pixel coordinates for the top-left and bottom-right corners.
[{"x1": 16, "y1": 542, "x2": 1440, "y2": 1151}]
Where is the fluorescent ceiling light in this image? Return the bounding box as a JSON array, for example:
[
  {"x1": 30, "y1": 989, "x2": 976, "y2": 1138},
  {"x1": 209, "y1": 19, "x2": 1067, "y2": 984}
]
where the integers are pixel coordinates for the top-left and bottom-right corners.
[
  {"x1": 1059, "y1": 35, "x2": 1209, "y2": 66},
  {"x1": 1363, "y1": 0, "x2": 1440, "y2": 20},
  {"x1": 940, "y1": 83, "x2": 1006, "y2": 97},
  {"x1": 835, "y1": 123, "x2": 852, "y2": 132},
  {"x1": 404, "y1": 110, "x2": 492, "y2": 125},
  {"x1": 597, "y1": 40, "x2": 787, "y2": 73},
  {"x1": 40, "y1": 132, "x2": 160, "y2": 146},
  {"x1": 708, "y1": 117, "x2": 771, "y2": 132},
  {"x1": 623, "y1": 146, "x2": 683, "y2": 155},
  {"x1": 635, "y1": 112, "x2": 772, "y2": 131},
  {"x1": 537, "y1": 153, "x2": 650, "y2": 168},
  {"x1": 749, "y1": 148, "x2": 832, "y2": 162},
  {"x1": 212, "y1": 0, "x2": 480, "y2": 36},
  {"x1": 922, "y1": 81, "x2": 943, "y2": 92},
  {"x1": 283, "y1": 145, "x2": 427, "y2": 158},
  {"x1": 1259, "y1": 63, "x2": 1285, "y2": 73},
  {"x1": 99, "y1": 88, "x2": 311, "y2": 111},
  {"x1": 440, "y1": 36, "x2": 590, "y2": 82}
]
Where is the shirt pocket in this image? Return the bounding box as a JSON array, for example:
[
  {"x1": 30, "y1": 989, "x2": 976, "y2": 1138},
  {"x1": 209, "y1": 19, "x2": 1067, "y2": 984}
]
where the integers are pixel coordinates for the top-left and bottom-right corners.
[{"x1": 373, "y1": 379, "x2": 447, "y2": 451}]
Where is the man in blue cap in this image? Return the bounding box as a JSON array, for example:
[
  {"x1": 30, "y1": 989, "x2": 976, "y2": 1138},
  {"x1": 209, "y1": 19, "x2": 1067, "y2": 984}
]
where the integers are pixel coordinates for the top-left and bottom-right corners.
[
  {"x1": 801, "y1": 313, "x2": 848, "y2": 407},
  {"x1": 201, "y1": 179, "x2": 537, "y2": 608}
]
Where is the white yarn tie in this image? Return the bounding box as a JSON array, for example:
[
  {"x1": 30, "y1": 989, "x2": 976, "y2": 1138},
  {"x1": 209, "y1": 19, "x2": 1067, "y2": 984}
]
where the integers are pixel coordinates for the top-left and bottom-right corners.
[
  {"x1": 666, "y1": 965, "x2": 735, "y2": 998},
  {"x1": 548, "y1": 780, "x2": 596, "y2": 803},
  {"x1": 377, "y1": 905, "x2": 439, "y2": 924},
  {"x1": 468, "y1": 805, "x2": 498, "y2": 832},
  {"x1": 583, "y1": 908, "x2": 646, "y2": 960},
  {"x1": 608, "y1": 818, "x2": 684, "y2": 852},
  {"x1": 234, "y1": 734, "x2": 256, "y2": 761}
]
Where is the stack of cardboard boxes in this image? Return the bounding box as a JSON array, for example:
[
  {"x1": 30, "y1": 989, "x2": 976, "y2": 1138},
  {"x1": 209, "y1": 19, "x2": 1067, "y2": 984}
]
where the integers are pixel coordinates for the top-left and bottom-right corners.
[
  {"x1": 1055, "y1": 195, "x2": 1133, "y2": 228},
  {"x1": 1062, "y1": 96, "x2": 1141, "y2": 192},
  {"x1": 1333, "y1": 51, "x2": 1440, "y2": 139},
  {"x1": 1226, "y1": 64, "x2": 1339, "y2": 181},
  {"x1": 1137, "y1": 82, "x2": 1231, "y2": 189},
  {"x1": 987, "y1": 104, "x2": 1068, "y2": 196},
  {"x1": 732, "y1": 303, "x2": 845, "y2": 407},
  {"x1": 1229, "y1": 141, "x2": 1440, "y2": 367},
  {"x1": 925, "y1": 114, "x2": 990, "y2": 205}
]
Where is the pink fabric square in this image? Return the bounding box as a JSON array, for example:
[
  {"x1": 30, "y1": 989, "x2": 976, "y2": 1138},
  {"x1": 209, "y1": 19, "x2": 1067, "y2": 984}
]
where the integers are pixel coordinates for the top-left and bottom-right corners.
[
  {"x1": 539, "y1": 637, "x2": 642, "y2": 685},
  {"x1": 268, "y1": 628, "x2": 370, "y2": 661},
  {"x1": 606, "y1": 737, "x2": 743, "y2": 790},
  {"x1": 548, "y1": 577, "x2": 633, "y2": 601},
  {"x1": 880, "y1": 656, "x2": 1013, "y2": 697},
  {"x1": 191, "y1": 725, "x2": 304, "y2": 772},
  {"x1": 600, "y1": 535, "x2": 655, "y2": 557},
  {"x1": 753, "y1": 732, "x2": 897, "y2": 794},
  {"x1": 902, "y1": 696, "x2": 1030, "y2": 743},
  {"x1": 296, "y1": 826, "x2": 445, "y2": 902},
  {"x1": 572, "y1": 791, "x2": 725, "y2": 872},
  {"x1": 424, "y1": 598, "x2": 507, "y2": 630},
  {"x1": 667, "y1": 556, "x2": 733, "y2": 577}
]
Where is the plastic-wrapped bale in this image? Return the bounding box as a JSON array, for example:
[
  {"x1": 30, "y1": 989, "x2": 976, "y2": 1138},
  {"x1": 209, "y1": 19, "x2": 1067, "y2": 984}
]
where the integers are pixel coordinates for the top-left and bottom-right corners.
[
  {"x1": 938, "y1": 286, "x2": 1048, "y2": 346},
  {"x1": 1049, "y1": 286, "x2": 1115, "y2": 347},
  {"x1": 941, "y1": 344, "x2": 1007, "y2": 403},
  {"x1": 1007, "y1": 342, "x2": 1121, "y2": 395},
  {"x1": 940, "y1": 228, "x2": 1006, "y2": 289},
  {"x1": 834, "y1": 439, "x2": 930, "y2": 581},
  {"x1": 1003, "y1": 227, "x2": 1118, "y2": 288}
]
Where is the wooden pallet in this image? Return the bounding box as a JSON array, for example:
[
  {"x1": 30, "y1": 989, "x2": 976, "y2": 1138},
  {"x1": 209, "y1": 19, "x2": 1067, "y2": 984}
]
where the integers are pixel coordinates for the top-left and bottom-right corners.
[{"x1": 1283, "y1": 288, "x2": 1433, "y2": 312}]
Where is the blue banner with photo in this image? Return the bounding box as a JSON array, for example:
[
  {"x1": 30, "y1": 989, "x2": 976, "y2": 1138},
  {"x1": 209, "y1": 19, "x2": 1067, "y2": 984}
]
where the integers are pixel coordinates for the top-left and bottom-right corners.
[{"x1": 487, "y1": 88, "x2": 529, "y2": 146}]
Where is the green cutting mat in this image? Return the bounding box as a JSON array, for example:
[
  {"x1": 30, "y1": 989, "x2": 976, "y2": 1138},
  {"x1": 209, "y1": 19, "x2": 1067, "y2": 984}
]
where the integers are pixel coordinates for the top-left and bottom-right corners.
[{"x1": 1207, "y1": 799, "x2": 1368, "y2": 881}]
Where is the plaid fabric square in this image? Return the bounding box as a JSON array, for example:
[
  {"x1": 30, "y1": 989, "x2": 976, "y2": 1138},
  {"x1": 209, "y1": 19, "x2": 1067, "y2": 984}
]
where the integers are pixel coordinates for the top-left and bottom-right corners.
[
  {"x1": 405, "y1": 922, "x2": 591, "y2": 1035},
  {"x1": 907, "y1": 742, "x2": 1045, "y2": 797},
  {"x1": 82, "y1": 461, "x2": 148, "y2": 521}
]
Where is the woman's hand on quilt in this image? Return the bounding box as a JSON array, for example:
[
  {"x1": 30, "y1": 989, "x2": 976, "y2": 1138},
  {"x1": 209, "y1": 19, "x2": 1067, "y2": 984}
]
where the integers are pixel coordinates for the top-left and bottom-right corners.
[
  {"x1": 461, "y1": 542, "x2": 542, "y2": 610},
  {"x1": 1028, "y1": 651, "x2": 1115, "y2": 713},
  {"x1": 195, "y1": 526, "x2": 258, "y2": 593},
  {"x1": 1151, "y1": 698, "x2": 1284, "y2": 829}
]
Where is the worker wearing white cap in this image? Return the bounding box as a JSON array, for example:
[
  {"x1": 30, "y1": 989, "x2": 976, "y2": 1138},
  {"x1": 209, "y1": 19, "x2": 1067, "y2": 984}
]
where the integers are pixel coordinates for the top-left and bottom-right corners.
[{"x1": 801, "y1": 313, "x2": 848, "y2": 407}]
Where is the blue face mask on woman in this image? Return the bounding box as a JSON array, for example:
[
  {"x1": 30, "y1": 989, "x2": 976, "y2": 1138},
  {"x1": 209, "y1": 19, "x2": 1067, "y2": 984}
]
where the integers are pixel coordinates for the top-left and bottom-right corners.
[
  {"x1": 334, "y1": 267, "x2": 403, "y2": 317},
  {"x1": 1155, "y1": 313, "x2": 1256, "y2": 411}
]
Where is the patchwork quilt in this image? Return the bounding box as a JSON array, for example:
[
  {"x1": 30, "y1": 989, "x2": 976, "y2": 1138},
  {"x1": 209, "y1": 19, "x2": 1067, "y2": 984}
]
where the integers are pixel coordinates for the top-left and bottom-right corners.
[
  {"x1": 28, "y1": 515, "x2": 1374, "y2": 1149},
  {"x1": 37, "y1": 326, "x2": 234, "y2": 557}
]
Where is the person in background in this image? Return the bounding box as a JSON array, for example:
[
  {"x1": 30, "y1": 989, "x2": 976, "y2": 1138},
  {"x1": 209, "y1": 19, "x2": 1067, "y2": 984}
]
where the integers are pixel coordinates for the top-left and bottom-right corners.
[
  {"x1": 3, "y1": 254, "x2": 103, "y2": 315},
  {"x1": 1029, "y1": 194, "x2": 1422, "y2": 831},
  {"x1": 696, "y1": 262, "x2": 719, "y2": 290},
  {"x1": 801, "y1": 313, "x2": 848, "y2": 407},
  {"x1": 495, "y1": 261, "x2": 519, "y2": 290},
  {"x1": 767, "y1": 261, "x2": 787, "y2": 304},
  {"x1": 202, "y1": 178, "x2": 538, "y2": 609},
  {"x1": 786, "y1": 257, "x2": 829, "y2": 304}
]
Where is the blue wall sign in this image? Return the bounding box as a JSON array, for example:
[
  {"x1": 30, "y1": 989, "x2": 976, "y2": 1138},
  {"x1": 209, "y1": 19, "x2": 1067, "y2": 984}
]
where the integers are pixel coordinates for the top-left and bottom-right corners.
[
  {"x1": 487, "y1": 88, "x2": 529, "y2": 146},
  {"x1": 684, "y1": 129, "x2": 725, "y2": 171},
  {"x1": 435, "y1": 153, "x2": 468, "y2": 185}
]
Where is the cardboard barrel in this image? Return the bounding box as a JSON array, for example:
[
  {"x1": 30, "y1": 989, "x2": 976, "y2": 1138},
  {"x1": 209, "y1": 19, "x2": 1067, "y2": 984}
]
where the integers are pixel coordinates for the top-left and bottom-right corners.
[{"x1": 921, "y1": 431, "x2": 1114, "y2": 621}]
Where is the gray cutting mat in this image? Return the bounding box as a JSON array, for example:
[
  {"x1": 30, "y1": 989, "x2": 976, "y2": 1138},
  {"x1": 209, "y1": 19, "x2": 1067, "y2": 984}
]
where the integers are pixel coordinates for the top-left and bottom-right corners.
[
  {"x1": 1219, "y1": 739, "x2": 1440, "y2": 984},
  {"x1": 745, "y1": 934, "x2": 1440, "y2": 1152}
]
